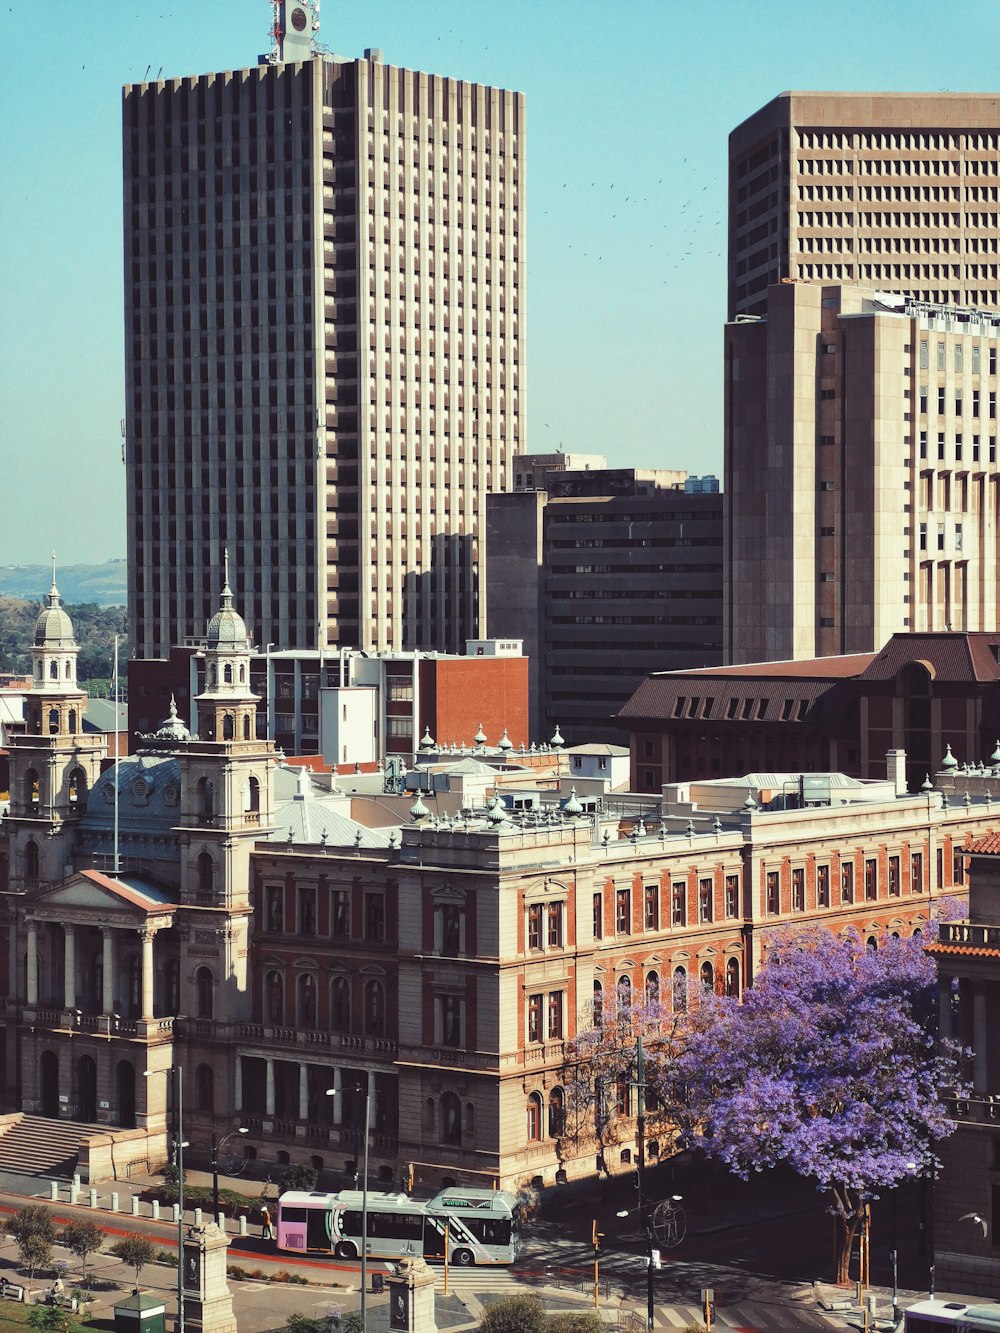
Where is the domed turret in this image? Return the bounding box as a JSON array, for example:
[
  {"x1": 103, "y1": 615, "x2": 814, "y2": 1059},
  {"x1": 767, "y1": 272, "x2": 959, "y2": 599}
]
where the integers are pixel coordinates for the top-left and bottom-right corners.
[
  {"x1": 195, "y1": 552, "x2": 260, "y2": 743},
  {"x1": 31, "y1": 554, "x2": 80, "y2": 695},
  {"x1": 206, "y1": 552, "x2": 251, "y2": 651}
]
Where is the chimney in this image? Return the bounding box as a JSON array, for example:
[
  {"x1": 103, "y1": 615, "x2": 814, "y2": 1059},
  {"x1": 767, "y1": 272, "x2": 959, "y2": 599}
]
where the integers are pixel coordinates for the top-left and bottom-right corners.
[{"x1": 886, "y1": 749, "x2": 908, "y2": 797}]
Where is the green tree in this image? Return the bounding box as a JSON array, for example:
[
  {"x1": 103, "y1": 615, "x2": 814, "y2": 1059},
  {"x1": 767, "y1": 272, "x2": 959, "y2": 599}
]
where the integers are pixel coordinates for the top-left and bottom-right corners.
[
  {"x1": 27, "y1": 1304, "x2": 89, "y2": 1333},
  {"x1": 478, "y1": 1295, "x2": 546, "y2": 1333},
  {"x1": 61, "y1": 1221, "x2": 103, "y2": 1286},
  {"x1": 18, "y1": 1232, "x2": 52, "y2": 1290},
  {"x1": 110, "y1": 1235, "x2": 157, "y2": 1291},
  {"x1": 9, "y1": 1206, "x2": 57, "y2": 1247},
  {"x1": 278, "y1": 1162, "x2": 318, "y2": 1194}
]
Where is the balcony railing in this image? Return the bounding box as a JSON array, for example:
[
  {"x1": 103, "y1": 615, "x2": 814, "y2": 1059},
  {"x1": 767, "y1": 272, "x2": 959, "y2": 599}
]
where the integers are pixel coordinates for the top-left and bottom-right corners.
[{"x1": 940, "y1": 921, "x2": 1000, "y2": 949}]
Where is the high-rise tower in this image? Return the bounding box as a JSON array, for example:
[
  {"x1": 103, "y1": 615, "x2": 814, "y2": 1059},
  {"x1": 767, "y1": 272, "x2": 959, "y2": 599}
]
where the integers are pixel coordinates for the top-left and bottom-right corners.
[{"x1": 123, "y1": 5, "x2": 525, "y2": 659}]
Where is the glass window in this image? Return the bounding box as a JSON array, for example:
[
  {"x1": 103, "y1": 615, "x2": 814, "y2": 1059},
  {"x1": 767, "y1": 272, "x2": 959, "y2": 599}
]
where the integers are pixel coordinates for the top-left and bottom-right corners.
[
  {"x1": 441, "y1": 904, "x2": 461, "y2": 955},
  {"x1": 547, "y1": 903, "x2": 563, "y2": 948},
  {"x1": 593, "y1": 892, "x2": 603, "y2": 939},
  {"x1": 365, "y1": 893, "x2": 385, "y2": 941},
  {"x1": 671, "y1": 881, "x2": 686, "y2": 927},
  {"x1": 266, "y1": 886, "x2": 283, "y2": 933},
  {"x1": 644, "y1": 884, "x2": 659, "y2": 930},
  {"x1": 911, "y1": 851, "x2": 923, "y2": 893},
  {"x1": 616, "y1": 889, "x2": 630, "y2": 933},
  {"x1": 841, "y1": 861, "x2": 854, "y2": 903},
  {"x1": 527, "y1": 903, "x2": 542, "y2": 950},
  {"x1": 331, "y1": 890, "x2": 350, "y2": 939},
  {"x1": 889, "y1": 855, "x2": 900, "y2": 897},
  {"x1": 698, "y1": 878, "x2": 713, "y2": 923},
  {"x1": 527, "y1": 993, "x2": 542, "y2": 1043},
  {"x1": 547, "y1": 991, "x2": 563, "y2": 1039},
  {"x1": 817, "y1": 864, "x2": 830, "y2": 907},
  {"x1": 724, "y1": 875, "x2": 739, "y2": 918},
  {"x1": 792, "y1": 868, "x2": 805, "y2": 911},
  {"x1": 298, "y1": 886, "x2": 317, "y2": 936},
  {"x1": 766, "y1": 871, "x2": 779, "y2": 915}
]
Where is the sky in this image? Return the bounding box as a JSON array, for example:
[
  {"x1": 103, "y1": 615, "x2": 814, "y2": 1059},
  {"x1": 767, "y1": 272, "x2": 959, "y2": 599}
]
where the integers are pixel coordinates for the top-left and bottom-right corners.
[{"x1": 4, "y1": 0, "x2": 1000, "y2": 565}]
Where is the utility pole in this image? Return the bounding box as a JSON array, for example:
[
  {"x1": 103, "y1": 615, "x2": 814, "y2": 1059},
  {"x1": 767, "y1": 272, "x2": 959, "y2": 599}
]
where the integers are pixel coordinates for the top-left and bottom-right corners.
[{"x1": 636, "y1": 1034, "x2": 646, "y2": 1229}]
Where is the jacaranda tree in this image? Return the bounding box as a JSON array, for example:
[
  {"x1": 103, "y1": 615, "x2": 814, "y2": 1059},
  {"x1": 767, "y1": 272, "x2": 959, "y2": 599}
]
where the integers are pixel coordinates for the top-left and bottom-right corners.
[{"x1": 662, "y1": 925, "x2": 964, "y2": 1284}]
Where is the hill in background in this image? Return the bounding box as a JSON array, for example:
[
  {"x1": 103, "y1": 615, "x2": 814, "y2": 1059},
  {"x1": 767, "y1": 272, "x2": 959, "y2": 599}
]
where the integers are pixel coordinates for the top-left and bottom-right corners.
[{"x1": 0, "y1": 561, "x2": 126, "y2": 607}]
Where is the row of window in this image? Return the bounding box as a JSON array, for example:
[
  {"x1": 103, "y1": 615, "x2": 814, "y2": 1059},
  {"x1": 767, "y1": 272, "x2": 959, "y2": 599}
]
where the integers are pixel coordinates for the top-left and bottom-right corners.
[
  {"x1": 762, "y1": 849, "x2": 947, "y2": 913},
  {"x1": 263, "y1": 884, "x2": 387, "y2": 942},
  {"x1": 260, "y1": 970, "x2": 387, "y2": 1036}
]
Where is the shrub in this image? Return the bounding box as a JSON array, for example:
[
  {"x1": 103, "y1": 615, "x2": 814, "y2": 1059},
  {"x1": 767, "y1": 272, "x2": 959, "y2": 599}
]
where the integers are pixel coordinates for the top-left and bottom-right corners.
[
  {"x1": 479, "y1": 1295, "x2": 547, "y2": 1333},
  {"x1": 278, "y1": 1163, "x2": 318, "y2": 1195},
  {"x1": 548, "y1": 1316, "x2": 605, "y2": 1333}
]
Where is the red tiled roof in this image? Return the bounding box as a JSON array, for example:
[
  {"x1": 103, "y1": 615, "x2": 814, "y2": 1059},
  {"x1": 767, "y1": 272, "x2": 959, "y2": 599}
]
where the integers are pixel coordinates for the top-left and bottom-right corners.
[
  {"x1": 858, "y1": 633, "x2": 1000, "y2": 683},
  {"x1": 617, "y1": 674, "x2": 848, "y2": 724},
  {"x1": 969, "y1": 832, "x2": 1000, "y2": 855},
  {"x1": 928, "y1": 942, "x2": 1000, "y2": 959},
  {"x1": 80, "y1": 871, "x2": 175, "y2": 914},
  {"x1": 647, "y1": 654, "x2": 875, "y2": 681}
]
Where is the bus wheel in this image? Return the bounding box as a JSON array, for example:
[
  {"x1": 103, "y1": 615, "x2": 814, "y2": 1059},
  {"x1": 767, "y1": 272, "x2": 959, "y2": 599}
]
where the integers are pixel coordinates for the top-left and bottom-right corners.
[
  {"x1": 453, "y1": 1249, "x2": 475, "y2": 1267},
  {"x1": 335, "y1": 1241, "x2": 358, "y2": 1260}
]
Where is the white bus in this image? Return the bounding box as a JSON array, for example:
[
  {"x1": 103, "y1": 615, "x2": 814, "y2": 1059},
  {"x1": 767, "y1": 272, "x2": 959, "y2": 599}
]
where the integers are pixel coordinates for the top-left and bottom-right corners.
[
  {"x1": 904, "y1": 1300, "x2": 1000, "y2": 1331},
  {"x1": 276, "y1": 1186, "x2": 521, "y2": 1266}
]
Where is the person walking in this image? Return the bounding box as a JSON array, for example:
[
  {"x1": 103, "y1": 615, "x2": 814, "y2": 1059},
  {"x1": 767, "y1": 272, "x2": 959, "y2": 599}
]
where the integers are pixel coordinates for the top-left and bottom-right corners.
[{"x1": 261, "y1": 1204, "x2": 272, "y2": 1240}]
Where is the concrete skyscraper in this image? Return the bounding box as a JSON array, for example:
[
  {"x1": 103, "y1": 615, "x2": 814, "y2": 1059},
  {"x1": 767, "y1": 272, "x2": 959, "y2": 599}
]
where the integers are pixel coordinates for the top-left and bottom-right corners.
[
  {"x1": 124, "y1": 1, "x2": 524, "y2": 661},
  {"x1": 729, "y1": 92, "x2": 1000, "y2": 319}
]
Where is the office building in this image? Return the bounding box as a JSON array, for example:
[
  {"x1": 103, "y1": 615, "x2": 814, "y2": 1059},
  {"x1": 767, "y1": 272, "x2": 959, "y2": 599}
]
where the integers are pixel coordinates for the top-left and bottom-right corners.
[
  {"x1": 730, "y1": 91, "x2": 1000, "y2": 320},
  {"x1": 487, "y1": 468, "x2": 722, "y2": 743},
  {"x1": 124, "y1": 1, "x2": 524, "y2": 660},
  {"x1": 726, "y1": 282, "x2": 1000, "y2": 665}
]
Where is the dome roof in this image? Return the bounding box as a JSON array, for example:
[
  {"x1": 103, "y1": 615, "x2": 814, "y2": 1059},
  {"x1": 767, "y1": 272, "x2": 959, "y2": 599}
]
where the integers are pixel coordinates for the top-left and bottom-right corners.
[
  {"x1": 34, "y1": 564, "x2": 76, "y2": 648},
  {"x1": 206, "y1": 556, "x2": 250, "y2": 649},
  {"x1": 151, "y1": 697, "x2": 191, "y2": 744}
]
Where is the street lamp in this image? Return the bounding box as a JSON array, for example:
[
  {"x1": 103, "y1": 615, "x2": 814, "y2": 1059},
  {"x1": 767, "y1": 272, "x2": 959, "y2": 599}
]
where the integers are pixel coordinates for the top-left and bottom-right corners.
[
  {"x1": 144, "y1": 1066, "x2": 186, "y2": 1333},
  {"x1": 327, "y1": 1081, "x2": 372, "y2": 1330},
  {"x1": 210, "y1": 1127, "x2": 249, "y2": 1222}
]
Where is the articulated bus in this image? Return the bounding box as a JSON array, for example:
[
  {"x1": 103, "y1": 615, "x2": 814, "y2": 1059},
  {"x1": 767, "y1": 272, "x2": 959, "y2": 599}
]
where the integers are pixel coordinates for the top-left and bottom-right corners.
[
  {"x1": 904, "y1": 1300, "x2": 1000, "y2": 1331},
  {"x1": 275, "y1": 1186, "x2": 521, "y2": 1267}
]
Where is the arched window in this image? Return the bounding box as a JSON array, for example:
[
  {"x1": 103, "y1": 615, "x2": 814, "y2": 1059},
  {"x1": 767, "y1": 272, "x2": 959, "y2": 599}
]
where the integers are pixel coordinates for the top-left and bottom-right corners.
[
  {"x1": 243, "y1": 715, "x2": 251, "y2": 740},
  {"x1": 700, "y1": 961, "x2": 715, "y2": 993},
  {"x1": 247, "y1": 776, "x2": 260, "y2": 814},
  {"x1": 441, "y1": 1092, "x2": 462, "y2": 1145},
  {"x1": 365, "y1": 980, "x2": 385, "y2": 1036},
  {"x1": 68, "y1": 709, "x2": 77, "y2": 734},
  {"x1": 197, "y1": 778, "x2": 214, "y2": 820},
  {"x1": 423, "y1": 1098, "x2": 436, "y2": 1131},
  {"x1": 617, "y1": 974, "x2": 632, "y2": 1009},
  {"x1": 725, "y1": 957, "x2": 741, "y2": 998},
  {"x1": 867, "y1": 935, "x2": 879, "y2": 951},
  {"x1": 208, "y1": 663, "x2": 217, "y2": 687},
  {"x1": 465, "y1": 1102, "x2": 476, "y2": 1136},
  {"x1": 548, "y1": 1087, "x2": 565, "y2": 1138},
  {"x1": 223, "y1": 714, "x2": 235, "y2": 740},
  {"x1": 64, "y1": 661, "x2": 71, "y2": 680},
  {"x1": 48, "y1": 707, "x2": 59, "y2": 734},
  {"x1": 331, "y1": 976, "x2": 350, "y2": 1030},
  {"x1": 68, "y1": 767, "x2": 86, "y2": 804},
  {"x1": 239, "y1": 664, "x2": 246, "y2": 684},
  {"x1": 195, "y1": 1063, "x2": 214, "y2": 1113},
  {"x1": 264, "y1": 970, "x2": 284, "y2": 1024},
  {"x1": 593, "y1": 980, "x2": 603, "y2": 1026},
  {"x1": 913, "y1": 926, "x2": 923, "y2": 938},
  {"x1": 197, "y1": 853, "x2": 214, "y2": 897},
  {"x1": 49, "y1": 662, "x2": 58, "y2": 681},
  {"x1": 224, "y1": 664, "x2": 233, "y2": 685},
  {"x1": 526, "y1": 1092, "x2": 542, "y2": 1142},
  {"x1": 645, "y1": 971, "x2": 659, "y2": 1005},
  {"x1": 195, "y1": 967, "x2": 214, "y2": 1020},
  {"x1": 24, "y1": 840, "x2": 39, "y2": 885},
  {"x1": 672, "y1": 966, "x2": 688, "y2": 1013},
  {"x1": 298, "y1": 973, "x2": 317, "y2": 1028},
  {"x1": 25, "y1": 770, "x2": 39, "y2": 806}
]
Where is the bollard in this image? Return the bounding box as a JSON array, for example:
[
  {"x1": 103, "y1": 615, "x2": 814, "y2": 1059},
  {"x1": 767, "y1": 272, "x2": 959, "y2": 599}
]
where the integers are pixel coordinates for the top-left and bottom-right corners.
[
  {"x1": 194, "y1": 1208, "x2": 203, "y2": 1227},
  {"x1": 89, "y1": 1188, "x2": 98, "y2": 1209},
  {"x1": 131, "y1": 1196, "x2": 140, "y2": 1217},
  {"x1": 73, "y1": 1174, "x2": 81, "y2": 1190},
  {"x1": 172, "y1": 1203, "x2": 180, "y2": 1224},
  {"x1": 151, "y1": 1200, "x2": 160, "y2": 1221},
  {"x1": 69, "y1": 1185, "x2": 80, "y2": 1205},
  {"x1": 216, "y1": 1212, "x2": 226, "y2": 1232},
  {"x1": 111, "y1": 1193, "x2": 119, "y2": 1212},
  {"x1": 238, "y1": 1215, "x2": 248, "y2": 1237},
  {"x1": 49, "y1": 1181, "x2": 58, "y2": 1202}
]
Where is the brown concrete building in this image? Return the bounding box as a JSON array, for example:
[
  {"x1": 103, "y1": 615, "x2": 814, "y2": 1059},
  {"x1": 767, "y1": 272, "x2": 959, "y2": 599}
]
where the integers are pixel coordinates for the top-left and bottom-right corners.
[
  {"x1": 620, "y1": 631, "x2": 1000, "y2": 794},
  {"x1": 730, "y1": 92, "x2": 1000, "y2": 320},
  {"x1": 726, "y1": 283, "x2": 1000, "y2": 665},
  {"x1": 124, "y1": 10, "x2": 524, "y2": 661},
  {"x1": 486, "y1": 469, "x2": 722, "y2": 745}
]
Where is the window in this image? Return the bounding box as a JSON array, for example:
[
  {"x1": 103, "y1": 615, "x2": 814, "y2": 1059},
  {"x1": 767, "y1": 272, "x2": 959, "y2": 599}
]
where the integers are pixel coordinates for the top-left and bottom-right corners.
[
  {"x1": 547, "y1": 903, "x2": 563, "y2": 948},
  {"x1": 817, "y1": 864, "x2": 830, "y2": 907},
  {"x1": 441, "y1": 1092, "x2": 462, "y2": 1146},
  {"x1": 331, "y1": 890, "x2": 350, "y2": 939},
  {"x1": 364, "y1": 893, "x2": 385, "y2": 941},
  {"x1": 954, "y1": 848, "x2": 966, "y2": 885},
  {"x1": 911, "y1": 851, "x2": 923, "y2": 893},
  {"x1": 298, "y1": 886, "x2": 317, "y2": 936},
  {"x1": 792, "y1": 868, "x2": 805, "y2": 912},
  {"x1": 441, "y1": 904, "x2": 461, "y2": 955},
  {"x1": 548, "y1": 1088, "x2": 565, "y2": 1138},
  {"x1": 592, "y1": 980, "x2": 603, "y2": 1026},
  {"x1": 672, "y1": 967, "x2": 687, "y2": 1013},
  {"x1": 616, "y1": 888, "x2": 631, "y2": 933},
  {"x1": 195, "y1": 967, "x2": 214, "y2": 1020},
  {"x1": 527, "y1": 1092, "x2": 542, "y2": 1142},
  {"x1": 671, "y1": 881, "x2": 686, "y2": 927},
  {"x1": 593, "y1": 891, "x2": 603, "y2": 939},
  {"x1": 700, "y1": 961, "x2": 715, "y2": 993},
  {"x1": 841, "y1": 861, "x2": 854, "y2": 903},
  {"x1": 331, "y1": 976, "x2": 350, "y2": 1029},
  {"x1": 888, "y1": 855, "x2": 900, "y2": 897},
  {"x1": 266, "y1": 886, "x2": 283, "y2": 933},
  {"x1": 527, "y1": 903, "x2": 542, "y2": 950},
  {"x1": 644, "y1": 884, "x2": 659, "y2": 930},
  {"x1": 698, "y1": 878, "x2": 713, "y2": 923},
  {"x1": 937, "y1": 341, "x2": 946, "y2": 371},
  {"x1": 724, "y1": 875, "x2": 739, "y2": 918},
  {"x1": 865, "y1": 858, "x2": 878, "y2": 901},
  {"x1": 725, "y1": 958, "x2": 740, "y2": 998},
  {"x1": 265, "y1": 970, "x2": 284, "y2": 1024},
  {"x1": 298, "y1": 973, "x2": 317, "y2": 1028},
  {"x1": 645, "y1": 971, "x2": 659, "y2": 1004},
  {"x1": 766, "y1": 871, "x2": 779, "y2": 915},
  {"x1": 365, "y1": 979, "x2": 385, "y2": 1036},
  {"x1": 547, "y1": 991, "x2": 564, "y2": 1039},
  {"x1": 527, "y1": 993, "x2": 542, "y2": 1043},
  {"x1": 440, "y1": 994, "x2": 462, "y2": 1047}
]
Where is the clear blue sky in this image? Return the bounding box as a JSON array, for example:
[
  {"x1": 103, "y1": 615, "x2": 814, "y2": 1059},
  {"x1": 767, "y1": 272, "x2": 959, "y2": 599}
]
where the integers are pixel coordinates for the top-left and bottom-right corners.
[{"x1": 3, "y1": 0, "x2": 1000, "y2": 564}]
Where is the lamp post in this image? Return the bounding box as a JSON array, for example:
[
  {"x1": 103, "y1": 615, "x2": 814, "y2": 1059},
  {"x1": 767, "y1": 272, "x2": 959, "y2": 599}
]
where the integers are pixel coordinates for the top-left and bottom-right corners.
[
  {"x1": 327, "y1": 1080, "x2": 372, "y2": 1330},
  {"x1": 145, "y1": 1066, "x2": 186, "y2": 1333},
  {"x1": 210, "y1": 1127, "x2": 249, "y2": 1222}
]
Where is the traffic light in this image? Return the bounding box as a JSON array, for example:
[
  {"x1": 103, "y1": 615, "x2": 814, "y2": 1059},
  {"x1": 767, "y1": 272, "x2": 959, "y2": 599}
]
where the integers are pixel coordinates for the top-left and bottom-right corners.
[
  {"x1": 632, "y1": 1170, "x2": 640, "y2": 1190},
  {"x1": 592, "y1": 1220, "x2": 604, "y2": 1254}
]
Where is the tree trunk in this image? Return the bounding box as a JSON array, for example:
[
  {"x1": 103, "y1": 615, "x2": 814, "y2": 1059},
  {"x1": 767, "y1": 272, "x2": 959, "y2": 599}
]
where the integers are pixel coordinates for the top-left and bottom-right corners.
[{"x1": 835, "y1": 1215, "x2": 860, "y2": 1286}]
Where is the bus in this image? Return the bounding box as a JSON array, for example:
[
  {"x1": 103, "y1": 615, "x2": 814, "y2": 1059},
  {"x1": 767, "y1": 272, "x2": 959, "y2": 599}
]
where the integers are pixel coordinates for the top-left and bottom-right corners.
[
  {"x1": 904, "y1": 1300, "x2": 1000, "y2": 1331},
  {"x1": 275, "y1": 1186, "x2": 521, "y2": 1267}
]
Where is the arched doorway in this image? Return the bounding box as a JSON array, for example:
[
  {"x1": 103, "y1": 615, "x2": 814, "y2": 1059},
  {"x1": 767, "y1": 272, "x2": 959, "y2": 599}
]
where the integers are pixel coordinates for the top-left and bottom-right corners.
[
  {"x1": 40, "y1": 1051, "x2": 59, "y2": 1119},
  {"x1": 77, "y1": 1055, "x2": 97, "y2": 1123},
  {"x1": 117, "y1": 1061, "x2": 135, "y2": 1129}
]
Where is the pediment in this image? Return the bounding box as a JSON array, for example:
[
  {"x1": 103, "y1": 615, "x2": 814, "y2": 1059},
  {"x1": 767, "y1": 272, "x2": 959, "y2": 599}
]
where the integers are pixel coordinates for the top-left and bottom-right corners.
[{"x1": 28, "y1": 870, "x2": 173, "y2": 922}]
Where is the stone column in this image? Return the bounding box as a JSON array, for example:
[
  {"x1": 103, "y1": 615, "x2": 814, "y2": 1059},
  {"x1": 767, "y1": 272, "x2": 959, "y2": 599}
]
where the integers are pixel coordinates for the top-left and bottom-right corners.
[
  {"x1": 265, "y1": 1059, "x2": 275, "y2": 1116},
  {"x1": 974, "y1": 981, "x2": 988, "y2": 1094},
  {"x1": 140, "y1": 928, "x2": 155, "y2": 1021},
  {"x1": 299, "y1": 1064, "x2": 308, "y2": 1122},
  {"x1": 26, "y1": 920, "x2": 38, "y2": 1006},
  {"x1": 63, "y1": 924, "x2": 76, "y2": 1011},
  {"x1": 101, "y1": 928, "x2": 114, "y2": 1014}
]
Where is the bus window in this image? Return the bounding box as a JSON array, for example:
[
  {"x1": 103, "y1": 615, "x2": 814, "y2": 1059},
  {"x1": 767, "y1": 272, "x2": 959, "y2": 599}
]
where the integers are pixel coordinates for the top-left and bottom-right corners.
[{"x1": 307, "y1": 1209, "x2": 333, "y2": 1251}]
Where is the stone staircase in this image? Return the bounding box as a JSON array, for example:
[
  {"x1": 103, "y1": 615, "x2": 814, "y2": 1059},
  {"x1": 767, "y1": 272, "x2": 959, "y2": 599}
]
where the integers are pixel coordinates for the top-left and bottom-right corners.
[{"x1": 0, "y1": 1115, "x2": 104, "y2": 1179}]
